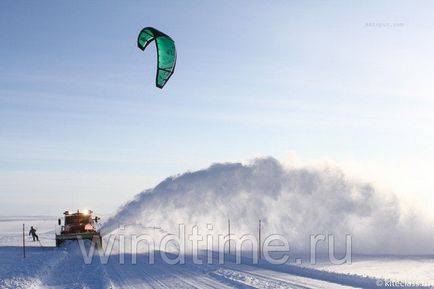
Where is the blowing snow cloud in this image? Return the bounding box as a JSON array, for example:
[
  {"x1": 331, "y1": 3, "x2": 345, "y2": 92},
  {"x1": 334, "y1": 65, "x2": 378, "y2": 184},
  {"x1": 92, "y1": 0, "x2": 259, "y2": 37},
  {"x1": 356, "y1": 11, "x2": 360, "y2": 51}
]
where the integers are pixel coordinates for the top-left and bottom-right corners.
[{"x1": 103, "y1": 157, "x2": 434, "y2": 254}]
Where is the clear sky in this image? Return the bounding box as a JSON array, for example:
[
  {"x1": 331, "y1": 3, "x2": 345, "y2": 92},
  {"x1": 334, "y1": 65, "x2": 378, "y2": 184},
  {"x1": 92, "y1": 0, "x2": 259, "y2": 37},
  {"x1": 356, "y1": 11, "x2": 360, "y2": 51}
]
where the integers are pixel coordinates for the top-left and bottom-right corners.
[{"x1": 1, "y1": 1, "x2": 434, "y2": 215}]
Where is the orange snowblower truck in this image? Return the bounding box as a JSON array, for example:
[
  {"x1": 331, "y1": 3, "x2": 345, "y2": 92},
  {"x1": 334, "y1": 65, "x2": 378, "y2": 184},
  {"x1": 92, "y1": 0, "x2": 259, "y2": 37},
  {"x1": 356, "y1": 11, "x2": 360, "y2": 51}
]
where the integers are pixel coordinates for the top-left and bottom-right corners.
[{"x1": 55, "y1": 210, "x2": 102, "y2": 247}]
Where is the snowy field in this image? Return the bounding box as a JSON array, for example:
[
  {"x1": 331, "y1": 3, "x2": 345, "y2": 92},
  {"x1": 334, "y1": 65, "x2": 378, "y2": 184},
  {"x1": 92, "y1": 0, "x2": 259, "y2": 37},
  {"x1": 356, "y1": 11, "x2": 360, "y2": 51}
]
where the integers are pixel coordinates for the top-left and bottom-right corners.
[
  {"x1": 307, "y1": 255, "x2": 434, "y2": 284},
  {"x1": 1, "y1": 216, "x2": 433, "y2": 289}
]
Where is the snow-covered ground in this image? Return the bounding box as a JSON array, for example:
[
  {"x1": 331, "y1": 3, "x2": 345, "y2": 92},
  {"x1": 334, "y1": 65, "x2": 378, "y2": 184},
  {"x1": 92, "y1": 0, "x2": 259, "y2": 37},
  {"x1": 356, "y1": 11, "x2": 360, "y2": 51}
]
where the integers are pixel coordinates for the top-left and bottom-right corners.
[
  {"x1": 1, "y1": 216, "x2": 433, "y2": 289},
  {"x1": 307, "y1": 255, "x2": 434, "y2": 284}
]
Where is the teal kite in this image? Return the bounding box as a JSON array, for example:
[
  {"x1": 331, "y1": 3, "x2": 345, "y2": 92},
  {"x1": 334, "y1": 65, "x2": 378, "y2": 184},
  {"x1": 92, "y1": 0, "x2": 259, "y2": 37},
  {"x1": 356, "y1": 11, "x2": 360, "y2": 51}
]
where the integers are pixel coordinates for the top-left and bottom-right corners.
[{"x1": 137, "y1": 27, "x2": 177, "y2": 89}]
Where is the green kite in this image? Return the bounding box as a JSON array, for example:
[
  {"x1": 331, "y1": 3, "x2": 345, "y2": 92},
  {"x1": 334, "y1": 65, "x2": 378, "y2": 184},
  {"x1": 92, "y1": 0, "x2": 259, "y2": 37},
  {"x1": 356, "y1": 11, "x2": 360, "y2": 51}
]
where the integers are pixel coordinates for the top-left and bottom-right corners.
[{"x1": 137, "y1": 27, "x2": 177, "y2": 89}]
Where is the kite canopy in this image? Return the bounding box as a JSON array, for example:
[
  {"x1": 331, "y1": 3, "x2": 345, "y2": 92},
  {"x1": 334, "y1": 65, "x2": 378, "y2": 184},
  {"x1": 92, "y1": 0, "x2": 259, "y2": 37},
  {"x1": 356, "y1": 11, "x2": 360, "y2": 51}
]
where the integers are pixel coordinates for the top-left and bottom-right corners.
[{"x1": 137, "y1": 27, "x2": 176, "y2": 89}]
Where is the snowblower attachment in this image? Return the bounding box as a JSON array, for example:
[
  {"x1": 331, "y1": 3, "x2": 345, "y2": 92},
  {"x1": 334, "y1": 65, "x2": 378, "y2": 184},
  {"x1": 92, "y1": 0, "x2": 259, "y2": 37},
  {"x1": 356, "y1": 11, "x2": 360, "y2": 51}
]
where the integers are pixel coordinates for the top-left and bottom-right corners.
[{"x1": 55, "y1": 210, "x2": 102, "y2": 247}]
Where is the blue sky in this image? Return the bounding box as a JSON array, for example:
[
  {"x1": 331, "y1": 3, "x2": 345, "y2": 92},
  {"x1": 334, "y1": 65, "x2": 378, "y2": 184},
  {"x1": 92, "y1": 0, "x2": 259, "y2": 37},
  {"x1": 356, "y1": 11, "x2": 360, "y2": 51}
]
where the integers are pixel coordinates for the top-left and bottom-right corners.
[{"x1": 1, "y1": 1, "x2": 434, "y2": 215}]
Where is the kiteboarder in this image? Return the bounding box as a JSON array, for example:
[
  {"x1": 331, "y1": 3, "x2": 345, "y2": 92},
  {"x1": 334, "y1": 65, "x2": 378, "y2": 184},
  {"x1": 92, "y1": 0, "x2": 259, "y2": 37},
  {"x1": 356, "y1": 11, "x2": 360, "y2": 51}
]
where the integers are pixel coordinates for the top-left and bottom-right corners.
[{"x1": 29, "y1": 226, "x2": 39, "y2": 241}]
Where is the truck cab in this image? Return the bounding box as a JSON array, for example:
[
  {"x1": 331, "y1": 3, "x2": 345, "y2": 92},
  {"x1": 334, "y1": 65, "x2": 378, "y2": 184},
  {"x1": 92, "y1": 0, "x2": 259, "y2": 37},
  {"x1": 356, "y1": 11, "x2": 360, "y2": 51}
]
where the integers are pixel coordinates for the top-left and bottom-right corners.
[{"x1": 56, "y1": 209, "x2": 101, "y2": 247}]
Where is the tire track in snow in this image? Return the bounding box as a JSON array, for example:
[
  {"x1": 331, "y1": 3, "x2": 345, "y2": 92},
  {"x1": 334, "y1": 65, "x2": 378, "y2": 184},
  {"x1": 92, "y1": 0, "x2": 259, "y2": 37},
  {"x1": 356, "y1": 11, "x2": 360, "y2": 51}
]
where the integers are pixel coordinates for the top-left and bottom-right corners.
[
  {"x1": 104, "y1": 258, "x2": 235, "y2": 289},
  {"x1": 210, "y1": 268, "x2": 306, "y2": 289},
  {"x1": 211, "y1": 265, "x2": 359, "y2": 289},
  {"x1": 39, "y1": 244, "x2": 111, "y2": 289}
]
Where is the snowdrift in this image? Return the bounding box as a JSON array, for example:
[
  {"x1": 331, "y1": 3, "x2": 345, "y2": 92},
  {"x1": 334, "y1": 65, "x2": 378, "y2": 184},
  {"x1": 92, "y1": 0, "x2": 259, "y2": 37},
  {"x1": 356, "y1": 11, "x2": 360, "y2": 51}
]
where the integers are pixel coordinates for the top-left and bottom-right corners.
[{"x1": 102, "y1": 157, "x2": 434, "y2": 254}]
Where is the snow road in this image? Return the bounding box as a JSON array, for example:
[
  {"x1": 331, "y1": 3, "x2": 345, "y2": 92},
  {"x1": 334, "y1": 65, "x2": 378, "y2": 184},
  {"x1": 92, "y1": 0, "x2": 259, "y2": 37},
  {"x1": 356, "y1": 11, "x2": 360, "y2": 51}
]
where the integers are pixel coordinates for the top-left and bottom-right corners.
[
  {"x1": 3, "y1": 243, "x2": 434, "y2": 289},
  {"x1": 1, "y1": 217, "x2": 433, "y2": 289},
  {"x1": 0, "y1": 244, "x2": 363, "y2": 289}
]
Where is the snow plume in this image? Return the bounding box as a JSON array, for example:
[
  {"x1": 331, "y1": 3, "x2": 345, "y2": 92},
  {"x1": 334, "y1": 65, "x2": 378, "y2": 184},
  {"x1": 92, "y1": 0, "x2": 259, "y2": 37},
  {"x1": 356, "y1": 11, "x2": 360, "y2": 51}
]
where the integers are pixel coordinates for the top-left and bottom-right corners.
[{"x1": 102, "y1": 157, "x2": 434, "y2": 255}]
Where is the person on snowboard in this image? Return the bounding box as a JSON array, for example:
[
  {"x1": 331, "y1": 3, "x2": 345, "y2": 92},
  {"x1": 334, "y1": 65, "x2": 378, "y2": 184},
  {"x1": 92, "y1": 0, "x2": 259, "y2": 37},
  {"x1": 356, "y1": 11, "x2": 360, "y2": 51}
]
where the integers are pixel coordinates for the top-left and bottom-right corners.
[{"x1": 29, "y1": 226, "x2": 39, "y2": 241}]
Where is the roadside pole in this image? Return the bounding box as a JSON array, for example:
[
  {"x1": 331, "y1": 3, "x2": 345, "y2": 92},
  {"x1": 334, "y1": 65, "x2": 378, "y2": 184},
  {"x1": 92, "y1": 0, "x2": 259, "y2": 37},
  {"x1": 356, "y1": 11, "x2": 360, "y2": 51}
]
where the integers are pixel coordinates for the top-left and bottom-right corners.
[
  {"x1": 23, "y1": 224, "x2": 26, "y2": 258},
  {"x1": 228, "y1": 219, "x2": 231, "y2": 255},
  {"x1": 258, "y1": 219, "x2": 261, "y2": 260}
]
